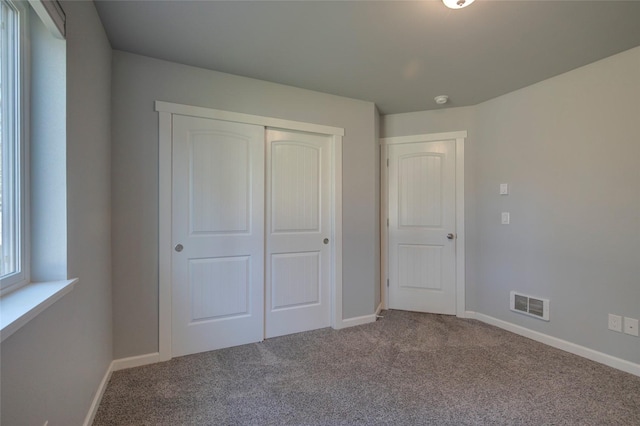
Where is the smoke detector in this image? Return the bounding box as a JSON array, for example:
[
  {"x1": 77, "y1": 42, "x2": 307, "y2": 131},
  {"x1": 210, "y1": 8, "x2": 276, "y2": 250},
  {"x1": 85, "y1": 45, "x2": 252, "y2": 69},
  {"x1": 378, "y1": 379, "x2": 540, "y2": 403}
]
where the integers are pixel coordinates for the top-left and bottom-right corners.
[{"x1": 434, "y1": 95, "x2": 449, "y2": 105}]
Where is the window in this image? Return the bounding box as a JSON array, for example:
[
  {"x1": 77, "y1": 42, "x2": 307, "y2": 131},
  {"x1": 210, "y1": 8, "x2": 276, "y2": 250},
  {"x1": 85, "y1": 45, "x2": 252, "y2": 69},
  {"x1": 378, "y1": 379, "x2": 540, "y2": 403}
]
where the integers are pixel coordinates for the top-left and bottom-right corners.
[
  {"x1": 0, "y1": 0, "x2": 27, "y2": 295},
  {"x1": 0, "y1": 0, "x2": 72, "y2": 342}
]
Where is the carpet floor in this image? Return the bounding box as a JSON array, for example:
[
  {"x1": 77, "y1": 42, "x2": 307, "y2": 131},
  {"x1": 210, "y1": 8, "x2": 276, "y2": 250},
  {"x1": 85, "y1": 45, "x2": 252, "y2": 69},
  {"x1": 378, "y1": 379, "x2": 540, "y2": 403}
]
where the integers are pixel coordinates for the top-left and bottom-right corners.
[{"x1": 93, "y1": 310, "x2": 640, "y2": 425}]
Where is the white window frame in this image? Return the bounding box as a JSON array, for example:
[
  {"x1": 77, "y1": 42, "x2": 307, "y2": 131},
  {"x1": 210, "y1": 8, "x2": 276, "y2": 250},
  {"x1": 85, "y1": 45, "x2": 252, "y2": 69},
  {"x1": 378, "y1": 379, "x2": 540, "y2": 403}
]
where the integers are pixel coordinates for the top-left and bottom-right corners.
[
  {"x1": 0, "y1": 0, "x2": 76, "y2": 343},
  {"x1": 0, "y1": 0, "x2": 29, "y2": 296}
]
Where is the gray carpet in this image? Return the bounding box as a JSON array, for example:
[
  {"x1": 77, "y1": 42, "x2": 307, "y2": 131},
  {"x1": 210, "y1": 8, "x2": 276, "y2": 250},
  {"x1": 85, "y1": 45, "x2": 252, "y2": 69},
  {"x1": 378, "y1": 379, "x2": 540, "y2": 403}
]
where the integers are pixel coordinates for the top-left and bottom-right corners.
[{"x1": 93, "y1": 311, "x2": 640, "y2": 425}]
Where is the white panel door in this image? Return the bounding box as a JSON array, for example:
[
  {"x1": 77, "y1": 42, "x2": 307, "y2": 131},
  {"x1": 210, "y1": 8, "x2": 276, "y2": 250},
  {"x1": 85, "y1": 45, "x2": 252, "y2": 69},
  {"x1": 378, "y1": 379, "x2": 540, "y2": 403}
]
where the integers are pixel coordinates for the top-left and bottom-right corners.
[
  {"x1": 265, "y1": 129, "x2": 331, "y2": 338},
  {"x1": 388, "y1": 140, "x2": 456, "y2": 314},
  {"x1": 172, "y1": 115, "x2": 264, "y2": 357}
]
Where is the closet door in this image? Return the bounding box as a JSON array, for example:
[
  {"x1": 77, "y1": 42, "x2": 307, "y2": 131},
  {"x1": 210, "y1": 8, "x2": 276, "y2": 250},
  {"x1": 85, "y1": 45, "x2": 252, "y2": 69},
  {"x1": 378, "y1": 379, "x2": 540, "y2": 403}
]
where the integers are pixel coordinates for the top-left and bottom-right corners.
[
  {"x1": 265, "y1": 129, "x2": 332, "y2": 338},
  {"x1": 171, "y1": 115, "x2": 264, "y2": 357}
]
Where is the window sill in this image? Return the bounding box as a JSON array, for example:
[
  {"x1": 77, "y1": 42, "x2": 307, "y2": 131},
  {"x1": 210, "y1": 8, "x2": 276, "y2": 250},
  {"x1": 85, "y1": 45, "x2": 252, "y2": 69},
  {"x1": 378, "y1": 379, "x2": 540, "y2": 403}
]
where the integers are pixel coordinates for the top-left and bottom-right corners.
[{"x1": 0, "y1": 279, "x2": 78, "y2": 342}]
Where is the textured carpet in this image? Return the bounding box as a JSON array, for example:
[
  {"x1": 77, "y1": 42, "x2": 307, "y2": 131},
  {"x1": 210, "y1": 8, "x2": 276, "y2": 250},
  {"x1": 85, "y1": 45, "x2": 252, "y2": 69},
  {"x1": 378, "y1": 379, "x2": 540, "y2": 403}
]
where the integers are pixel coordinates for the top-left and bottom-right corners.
[{"x1": 93, "y1": 311, "x2": 640, "y2": 425}]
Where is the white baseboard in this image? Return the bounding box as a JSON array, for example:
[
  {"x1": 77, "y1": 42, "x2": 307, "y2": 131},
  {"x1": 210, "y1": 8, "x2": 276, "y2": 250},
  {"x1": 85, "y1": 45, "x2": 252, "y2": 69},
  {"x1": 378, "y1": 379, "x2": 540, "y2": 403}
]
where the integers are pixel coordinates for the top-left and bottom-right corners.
[
  {"x1": 83, "y1": 362, "x2": 113, "y2": 426},
  {"x1": 341, "y1": 302, "x2": 384, "y2": 329},
  {"x1": 111, "y1": 352, "x2": 163, "y2": 371},
  {"x1": 337, "y1": 304, "x2": 383, "y2": 329},
  {"x1": 456, "y1": 310, "x2": 474, "y2": 319},
  {"x1": 466, "y1": 311, "x2": 640, "y2": 377},
  {"x1": 375, "y1": 302, "x2": 383, "y2": 316},
  {"x1": 83, "y1": 352, "x2": 165, "y2": 425},
  {"x1": 338, "y1": 314, "x2": 376, "y2": 328}
]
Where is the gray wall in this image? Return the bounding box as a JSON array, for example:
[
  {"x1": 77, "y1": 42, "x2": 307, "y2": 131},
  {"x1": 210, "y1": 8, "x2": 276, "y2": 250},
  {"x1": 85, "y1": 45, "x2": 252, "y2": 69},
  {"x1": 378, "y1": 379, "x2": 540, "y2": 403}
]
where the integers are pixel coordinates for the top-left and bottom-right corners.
[
  {"x1": 0, "y1": 2, "x2": 113, "y2": 425},
  {"x1": 382, "y1": 46, "x2": 640, "y2": 364},
  {"x1": 111, "y1": 51, "x2": 379, "y2": 358}
]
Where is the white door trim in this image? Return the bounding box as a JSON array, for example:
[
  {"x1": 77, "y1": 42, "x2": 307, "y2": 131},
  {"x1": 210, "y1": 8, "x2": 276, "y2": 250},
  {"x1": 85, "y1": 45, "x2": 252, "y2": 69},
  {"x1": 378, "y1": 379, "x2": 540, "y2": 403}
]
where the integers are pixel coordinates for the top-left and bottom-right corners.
[
  {"x1": 380, "y1": 131, "x2": 466, "y2": 317},
  {"x1": 157, "y1": 101, "x2": 343, "y2": 362},
  {"x1": 158, "y1": 110, "x2": 172, "y2": 362},
  {"x1": 156, "y1": 101, "x2": 345, "y2": 137}
]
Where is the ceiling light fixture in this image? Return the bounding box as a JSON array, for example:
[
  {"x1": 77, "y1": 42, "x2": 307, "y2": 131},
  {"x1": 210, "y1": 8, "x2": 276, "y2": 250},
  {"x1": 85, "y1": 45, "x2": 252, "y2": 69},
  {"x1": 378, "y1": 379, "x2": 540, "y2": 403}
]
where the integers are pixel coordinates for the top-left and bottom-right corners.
[
  {"x1": 443, "y1": 0, "x2": 476, "y2": 10},
  {"x1": 434, "y1": 95, "x2": 449, "y2": 105}
]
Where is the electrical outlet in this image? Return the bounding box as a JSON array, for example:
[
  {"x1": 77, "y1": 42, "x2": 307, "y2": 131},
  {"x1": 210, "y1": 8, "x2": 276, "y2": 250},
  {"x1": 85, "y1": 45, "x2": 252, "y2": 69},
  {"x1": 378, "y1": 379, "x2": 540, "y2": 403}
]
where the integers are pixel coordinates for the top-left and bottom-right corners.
[
  {"x1": 624, "y1": 317, "x2": 639, "y2": 337},
  {"x1": 608, "y1": 314, "x2": 622, "y2": 332},
  {"x1": 500, "y1": 183, "x2": 509, "y2": 195}
]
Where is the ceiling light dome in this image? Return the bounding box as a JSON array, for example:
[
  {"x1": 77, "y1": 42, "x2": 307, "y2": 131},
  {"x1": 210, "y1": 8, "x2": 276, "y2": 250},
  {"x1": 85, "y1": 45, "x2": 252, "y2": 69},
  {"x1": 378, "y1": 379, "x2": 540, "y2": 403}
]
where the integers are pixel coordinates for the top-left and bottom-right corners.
[{"x1": 443, "y1": 0, "x2": 476, "y2": 9}]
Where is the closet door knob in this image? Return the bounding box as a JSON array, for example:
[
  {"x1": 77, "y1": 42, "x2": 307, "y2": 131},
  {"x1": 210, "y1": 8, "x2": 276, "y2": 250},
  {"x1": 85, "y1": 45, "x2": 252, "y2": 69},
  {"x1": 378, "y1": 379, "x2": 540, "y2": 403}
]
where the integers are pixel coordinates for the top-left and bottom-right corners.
[
  {"x1": 175, "y1": 244, "x2": 184, "y2": 252},
  {"x1": 323, "y1": 238, "x2": 329, "y2": 244}
]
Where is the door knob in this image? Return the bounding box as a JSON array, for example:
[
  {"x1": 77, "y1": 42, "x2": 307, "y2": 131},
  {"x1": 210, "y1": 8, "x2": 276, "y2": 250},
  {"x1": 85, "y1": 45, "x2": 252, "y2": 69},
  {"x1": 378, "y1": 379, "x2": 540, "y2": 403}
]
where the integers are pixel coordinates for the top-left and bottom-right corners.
[
  {"x1": 174, "y1": 244, "x2": 184, "y2": 252},
  {"x1": 447, "y1": 233, "x2": 455, "y2": 240},
  {"x1": 323, "y1": 238, "x2": 329, "y2": 244}
]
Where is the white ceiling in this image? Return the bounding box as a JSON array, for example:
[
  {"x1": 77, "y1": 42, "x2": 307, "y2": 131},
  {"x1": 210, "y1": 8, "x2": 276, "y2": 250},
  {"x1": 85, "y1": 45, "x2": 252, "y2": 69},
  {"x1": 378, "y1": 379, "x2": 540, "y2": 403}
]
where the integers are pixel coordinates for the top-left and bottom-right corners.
[{"x1": 94, "y1": 0, "x2": 640, "y2": 114}]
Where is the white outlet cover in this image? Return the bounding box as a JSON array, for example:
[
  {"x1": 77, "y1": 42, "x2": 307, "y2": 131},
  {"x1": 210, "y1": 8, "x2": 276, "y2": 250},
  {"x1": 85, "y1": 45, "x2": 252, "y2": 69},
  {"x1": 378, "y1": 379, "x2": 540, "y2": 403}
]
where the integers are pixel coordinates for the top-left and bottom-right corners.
[
  {"x1": 500, "y1": 183, "x2": 509, "y2": 195},
  {"x1": 608, "y1": 314, "x2": 622, "y2": 332},
  {"x1": 624, "y1": 317, "x2": 639, "y2": 336}
]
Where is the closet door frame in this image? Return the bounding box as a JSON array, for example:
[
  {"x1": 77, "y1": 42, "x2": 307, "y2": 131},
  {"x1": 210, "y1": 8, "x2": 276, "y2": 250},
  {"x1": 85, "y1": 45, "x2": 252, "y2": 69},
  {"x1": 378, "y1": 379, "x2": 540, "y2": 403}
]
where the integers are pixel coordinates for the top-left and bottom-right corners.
[{"x1": 156, "y1": 101, "x2": 344, "y2": 362}]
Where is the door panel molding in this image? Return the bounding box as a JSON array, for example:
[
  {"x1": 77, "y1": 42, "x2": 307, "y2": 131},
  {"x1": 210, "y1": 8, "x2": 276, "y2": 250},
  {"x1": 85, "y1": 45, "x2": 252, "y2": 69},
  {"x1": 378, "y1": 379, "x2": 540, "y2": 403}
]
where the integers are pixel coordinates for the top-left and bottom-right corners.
[
  {"x1": 157, "y1": 101, "x2": 343, "y2": 362},
  {"x1": 380, "y1": 131, "x2": 466, "y2": 316}
]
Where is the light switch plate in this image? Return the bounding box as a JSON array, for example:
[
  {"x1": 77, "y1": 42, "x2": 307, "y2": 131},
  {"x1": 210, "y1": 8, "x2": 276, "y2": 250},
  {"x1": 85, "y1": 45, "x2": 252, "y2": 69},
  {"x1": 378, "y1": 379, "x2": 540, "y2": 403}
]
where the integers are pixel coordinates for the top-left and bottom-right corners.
[
  {"x1": 500, "y1": 183, "x2": 509, "y2": 195},
  {"x1": 501, "y1": 212, "x2": 510, "y2": 225},
  {"x1": 624, "y1": 317, "x2": 639, "y2": 336}
]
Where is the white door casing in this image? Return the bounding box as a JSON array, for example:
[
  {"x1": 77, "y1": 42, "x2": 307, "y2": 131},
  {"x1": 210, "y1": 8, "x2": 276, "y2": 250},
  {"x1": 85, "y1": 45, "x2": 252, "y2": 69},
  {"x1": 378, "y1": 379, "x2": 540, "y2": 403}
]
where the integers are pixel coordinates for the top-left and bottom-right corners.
[
  {"x1": 171, "y1": 115, "x2": 265, "y2": 357},
  {"x1": 381, "y1": 132, "x2": 466, "y2": 317},
  {"x1": 265, "y1": 129, "x2": 332, "y2": 338},
  {"x1": 156, "y1": 101, "x2": 344, "y2": 364}
]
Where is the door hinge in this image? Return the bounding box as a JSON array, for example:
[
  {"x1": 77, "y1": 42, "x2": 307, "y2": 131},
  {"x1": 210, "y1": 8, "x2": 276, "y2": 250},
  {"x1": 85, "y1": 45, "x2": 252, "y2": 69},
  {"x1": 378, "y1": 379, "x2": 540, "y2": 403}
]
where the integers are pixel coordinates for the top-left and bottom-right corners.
[
  {"x1": 386, "y1": 218, "x2": 389, "y2": 227},
  {"x1": 386, "y1": 158, "x2": 389, "y2": 167},
  {"x1": 387, "y1": 279, "x2": 389, "y2": 287}
]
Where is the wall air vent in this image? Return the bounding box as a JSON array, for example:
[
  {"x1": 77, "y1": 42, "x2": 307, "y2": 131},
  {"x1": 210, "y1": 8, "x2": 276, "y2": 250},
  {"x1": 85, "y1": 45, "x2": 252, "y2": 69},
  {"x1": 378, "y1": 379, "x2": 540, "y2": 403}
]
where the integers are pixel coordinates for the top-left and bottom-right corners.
[{"x1": 510, "y1": 291, "x2": 549, "y2": 321}]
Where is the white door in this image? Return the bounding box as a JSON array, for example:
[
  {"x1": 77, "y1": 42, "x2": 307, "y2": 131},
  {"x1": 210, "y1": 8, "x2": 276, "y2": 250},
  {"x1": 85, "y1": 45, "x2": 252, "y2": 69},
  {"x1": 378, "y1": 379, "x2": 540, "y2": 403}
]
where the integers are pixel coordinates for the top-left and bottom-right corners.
[
  {"x1": 265, "y1": 129, "x2": 332, "y2": 338},
  {"x1": 171, "y1": 115, "x2": 265, "y2": 357},
  {"x1": 388, "y1": 140, "x2": 456, "y2": 314}
]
